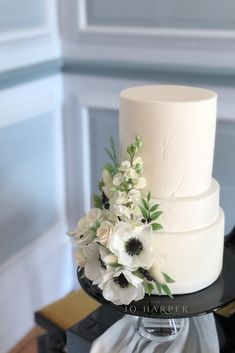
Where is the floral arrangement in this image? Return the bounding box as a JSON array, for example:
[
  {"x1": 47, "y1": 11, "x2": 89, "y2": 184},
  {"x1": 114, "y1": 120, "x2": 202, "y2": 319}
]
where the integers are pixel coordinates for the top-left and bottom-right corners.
[{"x1": 68, "y1": 136, "x2": 174, "y2": 305}]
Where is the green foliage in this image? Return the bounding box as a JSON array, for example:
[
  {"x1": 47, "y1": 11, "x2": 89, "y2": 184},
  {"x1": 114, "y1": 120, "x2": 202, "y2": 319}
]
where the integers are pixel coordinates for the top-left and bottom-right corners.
[
  {"x1": 127, "y1": 135, "x2": 143, "y2": 165},
  {"x1": 105, "y1": 137, "x2": 118, "y2": 170},
  {"x1": 143, "y1": 282, "x2": 154, "y2": 296},
  {"x1": 93, "y1": 194, "x2": 103, "y2": 209},
  {"x1": 161, "y1": 284, "x2": 173, "y2": 299},
  {"x1": 139, "y1": 193, "x2": 163, "y2": 230},
  {"x1": 163, "y1": 273, "x2": 175, "y2": 283},
  {"x1": 151, "y1": 223, "x2": 163, "y2": 231}
]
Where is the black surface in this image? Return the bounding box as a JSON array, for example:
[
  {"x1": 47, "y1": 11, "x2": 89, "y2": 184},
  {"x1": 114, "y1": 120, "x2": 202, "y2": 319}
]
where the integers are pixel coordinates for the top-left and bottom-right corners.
[
  {"x1": 78, "y1": 247, "x2": 235, "y2": 319},
  {"x1": 67, "y1": 306, "x2": 123, "y2": 353},
  {"x1": 67, "y1": 305, "x2": 235, "y2": 353}
]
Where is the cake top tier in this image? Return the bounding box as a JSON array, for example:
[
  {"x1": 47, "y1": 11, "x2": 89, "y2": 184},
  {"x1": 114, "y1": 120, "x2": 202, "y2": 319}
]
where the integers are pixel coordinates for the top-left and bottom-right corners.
[
  {"x1": 120, "y1": 85, "x2": 217, "y2": 103},
  {"x1": 119, "y1": 85, "x2": 217, "y2": 199}
]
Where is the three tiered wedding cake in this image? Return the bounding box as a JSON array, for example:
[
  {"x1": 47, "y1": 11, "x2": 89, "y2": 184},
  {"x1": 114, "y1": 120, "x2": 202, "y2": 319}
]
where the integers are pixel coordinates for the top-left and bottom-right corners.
[
  {"x1": 69, "y1": 85, "x2": 225, "y2": 305},
  {"x1": 120, "y1": 85, "x2": 224, "y2": 294}
]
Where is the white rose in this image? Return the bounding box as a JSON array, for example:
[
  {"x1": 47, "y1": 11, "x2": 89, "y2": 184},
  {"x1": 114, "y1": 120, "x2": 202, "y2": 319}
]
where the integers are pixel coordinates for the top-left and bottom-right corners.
[
  {"x1": 77, "y1": 216, "x2": 88, "y2": 231},
  {"x1": 86, "y1": 208, "x2": 104, "y2": 225},
  {"x1": 95, "y1": 221, "x2": 113, "y2": 246},
  {"x1": 119, "y1": 160, "x2": 131, "y2": 172},
  {"x1": 104, "y1": 254, "x2": 118, "y2": 265},
  {"x1": 75, "y1": 249, "x2": 87, "y2": 267},
  {"x1": 133, "y1": 177, "x2": 146, "y2": 189},
  {"x1": 113, "y1": 172, "x2": 124, "y2": 186}
]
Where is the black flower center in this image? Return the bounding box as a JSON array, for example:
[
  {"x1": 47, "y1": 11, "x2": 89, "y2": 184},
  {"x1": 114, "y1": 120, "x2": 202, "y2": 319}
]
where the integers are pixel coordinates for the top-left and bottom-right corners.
[
  {"x1": 138, "y1": 268, "x2": 154, "y2": 281},
  {"x1": 99, "y1": 255, "x2": 106, "y2": 269},
  {"x1": 125, "y1": 238, "x2": 143, "y2": 256},
  {"x1": 113, "y1": 273, "x2": 129, "y2": 288},
  {"x1": 102, "y1": 192, "x2": 110, "y2": 209}
]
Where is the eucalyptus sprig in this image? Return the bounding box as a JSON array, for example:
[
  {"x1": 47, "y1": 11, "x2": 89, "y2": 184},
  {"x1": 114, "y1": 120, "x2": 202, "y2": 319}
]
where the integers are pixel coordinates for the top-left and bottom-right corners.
[
  {"x1": 139, "y1": 192, "x2": 163, "y2": 231},
  {"x1": 105, "y1": 137, "x2": 119, "y2": 174},
  {"x1": 127, "y1": 135, "x2": 142, "y2": 165}
]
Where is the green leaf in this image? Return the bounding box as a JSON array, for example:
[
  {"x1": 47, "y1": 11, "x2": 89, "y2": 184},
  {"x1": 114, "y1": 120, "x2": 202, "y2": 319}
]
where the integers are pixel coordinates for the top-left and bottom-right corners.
[
  {"x1": 147, "y1": 191, "x2": 151, "y2": 202},
  {"x1": 161, "y1": 284, "x2": 173, "y2": 299},
  {"x1": 93, "y1": 194, "x2": 103, "y2": 209},
  {"x1": 103, "y1": 163, "x2": 114, "y2": 174},
  {"x1": 150, "y1": 204, "x2": 159, "y2": 212},
  {"x1": 144, "y1": 282, "x2": 154, "y2": 296},
  {"x1": 163, "y1": 273, "x2": 175, "y2": 283},
  {"x1": 155, "y1": 282, "x2": 162, "y2": 295},
  {"x1": 139, "y1": 205, "x2": 149, "y2": 219},
  {"x1": 151, "y1": 223, "x2": 163, "y2": 231},
  {"x1": 141, "y1": 198, "x2": 149, "y2": 210},
  {"x1": 105, "y1": 148, "x2": 115, "y2": 163},
  {"x1": 151, "y1": 211, "x2": 163, "y2": 221}
]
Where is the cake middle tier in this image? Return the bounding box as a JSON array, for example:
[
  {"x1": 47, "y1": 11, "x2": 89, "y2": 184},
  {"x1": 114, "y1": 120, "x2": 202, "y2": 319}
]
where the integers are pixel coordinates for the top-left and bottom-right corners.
[
  {"x1": 154, "y1": 178, "x2": 219, "y2": 232},
  {"x1": 151, "y1": 208, "x2": 224, "y2": 295}
]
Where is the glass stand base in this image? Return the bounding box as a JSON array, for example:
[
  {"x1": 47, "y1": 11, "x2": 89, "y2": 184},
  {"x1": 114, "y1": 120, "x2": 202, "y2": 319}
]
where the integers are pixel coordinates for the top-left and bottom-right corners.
[{"x1": 137, "y1": 317, "x2": 186, "y2": 343}]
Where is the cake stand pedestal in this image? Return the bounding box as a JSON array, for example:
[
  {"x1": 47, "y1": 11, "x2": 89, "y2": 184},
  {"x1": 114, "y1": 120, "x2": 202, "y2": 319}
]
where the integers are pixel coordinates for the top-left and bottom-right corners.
[{"x1": 77, "y1": 247, "x2": 235, "y2": 343}]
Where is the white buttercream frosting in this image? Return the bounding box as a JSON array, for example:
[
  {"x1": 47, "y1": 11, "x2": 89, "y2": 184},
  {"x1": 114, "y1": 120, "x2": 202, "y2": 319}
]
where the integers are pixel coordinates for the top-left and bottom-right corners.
[
  {"x1": 151, "y1": 208, "x2": 224, "y2": 294},
  {"x1": 154, "y1": 178, "x2": 220, "y2": 232},
  {"x1": 120, "y1": 85, "x2": 217, "y2": 198}
]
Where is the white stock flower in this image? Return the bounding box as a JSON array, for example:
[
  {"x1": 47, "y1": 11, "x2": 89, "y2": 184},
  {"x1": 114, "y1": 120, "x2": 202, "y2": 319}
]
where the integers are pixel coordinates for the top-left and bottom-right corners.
[
  {"x1": 99, "y1": 268, "x2": 145, "y2": 305},
  {"x1": 133, "y1": 157, "x2": 143, "y2": 171},
  {"x1": 133, "y1": 177, "x2": 146, "y2": 189},
  {"x1": 113, "y1": 172, "x2": 124, "y2": 186},
  {"x1": 108, "y1": 222, "x2": 154, "y2": 270},
  {"x1": 95, "y1": 220, "x2": 113, "y2": 246},
  {"x1": 83, "y1": 243, "x2": 107, "y2": 285},
  {"x1": 119, "y1": 160, "x2": 131, "y2": 172},
  {"x1": 127, "y1": 189, "x2": 141, "y2": 204},
  {"x1": 124, "y1": 167, "x2": 138, "y2": 180}
]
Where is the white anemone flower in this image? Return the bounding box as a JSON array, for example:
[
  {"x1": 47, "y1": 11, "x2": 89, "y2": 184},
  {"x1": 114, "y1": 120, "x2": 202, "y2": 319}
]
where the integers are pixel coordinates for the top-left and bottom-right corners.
[
  {"x1": 83, "y1": 243, "x2": 107, "y2": 285},
  {"x1": 99, "y1": 268, "x2": 145, "y2": 305},
  {"x1": 107, "y1": 222, "x2": 154, "y2": 270}
]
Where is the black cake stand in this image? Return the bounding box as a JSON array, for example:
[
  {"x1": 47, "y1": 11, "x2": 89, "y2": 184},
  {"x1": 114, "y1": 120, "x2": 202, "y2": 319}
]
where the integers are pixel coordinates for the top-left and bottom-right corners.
[{"x1": 78, "y1": 247, "x2": 235, "y2": 342}]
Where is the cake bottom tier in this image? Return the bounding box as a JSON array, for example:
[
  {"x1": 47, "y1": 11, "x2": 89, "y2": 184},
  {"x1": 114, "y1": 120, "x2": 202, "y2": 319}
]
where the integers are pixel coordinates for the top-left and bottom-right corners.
[{"x1": 151, "y1": 208, "x2": 224, "y2": 295}]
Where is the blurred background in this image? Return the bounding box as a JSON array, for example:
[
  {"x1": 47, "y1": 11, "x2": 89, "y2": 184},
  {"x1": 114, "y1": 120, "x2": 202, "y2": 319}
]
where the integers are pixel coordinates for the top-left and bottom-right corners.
[{"x1": 0, "y1": 0, "x2": 235, "y2": 352}]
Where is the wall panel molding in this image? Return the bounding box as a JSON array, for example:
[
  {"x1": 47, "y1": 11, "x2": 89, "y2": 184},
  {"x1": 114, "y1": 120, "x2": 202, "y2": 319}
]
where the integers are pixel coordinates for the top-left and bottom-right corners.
[
  {"x1": 0, "y1": 0, "x2": 60, "y2": 72},
  {"x1": 59, "y1": 0, "x2": 235, "y2": 70}
]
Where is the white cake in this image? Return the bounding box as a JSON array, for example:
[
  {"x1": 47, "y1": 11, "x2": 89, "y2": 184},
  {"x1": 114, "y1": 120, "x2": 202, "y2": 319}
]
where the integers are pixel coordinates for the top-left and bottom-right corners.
[{"x1": 120, "y1": 85, "x2": 224, "y2": 294}]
